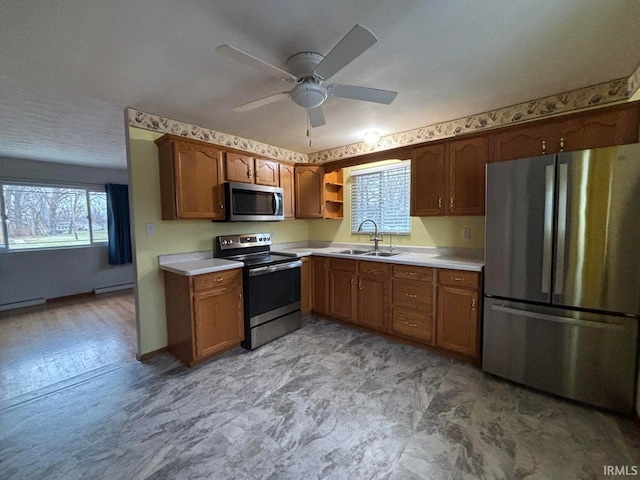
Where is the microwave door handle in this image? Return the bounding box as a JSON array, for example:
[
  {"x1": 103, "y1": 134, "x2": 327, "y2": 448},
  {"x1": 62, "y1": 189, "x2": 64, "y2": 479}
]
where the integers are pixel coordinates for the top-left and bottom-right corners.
[{"x1": 273, "y1": 192, "x2": 281, "y2": 215}]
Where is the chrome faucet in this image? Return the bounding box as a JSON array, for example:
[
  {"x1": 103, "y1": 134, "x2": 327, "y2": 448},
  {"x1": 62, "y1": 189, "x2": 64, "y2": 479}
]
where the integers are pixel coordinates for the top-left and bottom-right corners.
[{"x1": 357, "y1": 219, "x2": 383, "y2": 252}]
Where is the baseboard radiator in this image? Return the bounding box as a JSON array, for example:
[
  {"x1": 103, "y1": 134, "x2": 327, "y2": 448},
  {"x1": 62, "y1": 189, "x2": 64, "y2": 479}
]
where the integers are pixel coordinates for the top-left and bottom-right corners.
[
  {"x1": 0, "y1": 298, "x2": 46, "y2": 312},
  {"x1": 94, "y1": 283, "x2": 134, "y2": 295}
]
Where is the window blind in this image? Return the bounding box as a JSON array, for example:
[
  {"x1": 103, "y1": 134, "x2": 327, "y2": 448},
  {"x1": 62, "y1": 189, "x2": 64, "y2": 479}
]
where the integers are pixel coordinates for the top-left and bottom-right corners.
[{"x1": 351, "y1": 161, "x2": 411, "y2": 234}]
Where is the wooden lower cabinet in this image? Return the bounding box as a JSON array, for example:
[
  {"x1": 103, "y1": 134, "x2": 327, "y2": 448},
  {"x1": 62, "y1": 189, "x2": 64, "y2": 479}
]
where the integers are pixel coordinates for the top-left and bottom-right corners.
[
  {"x1": 163, "y1": 268, "x2": 244, "y2": 366},
  {"x1": 357, "y1": 261, "x2": 390, "y2": 331},
  {"x1": 310, "y1": 256, "x2": 482, "y2": 363},
  {"x1": 391, "y1": 265, "x2": 435, "y2": 344},
  {"x1": 329, "y1": 258, "x2": 357, "y2": 322},
  {"x1": 436, "y1": 269, "x2": 481, "y2": 359},
  {"x1": 300, "y1": 257, "x2": 312, "y2": 317}
]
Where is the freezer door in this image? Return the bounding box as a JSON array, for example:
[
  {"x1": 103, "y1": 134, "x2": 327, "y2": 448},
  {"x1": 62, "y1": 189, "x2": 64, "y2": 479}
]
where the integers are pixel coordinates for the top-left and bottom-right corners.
[
  {"x1": 485, "y1": 155, "x2": 555, "y2": 303},
  {"x1": 554, "y1": 145, "x2": 640, "y2": 315},
  {"x1": 483, "y1": 297, "x2": 638, "y2": 414}
]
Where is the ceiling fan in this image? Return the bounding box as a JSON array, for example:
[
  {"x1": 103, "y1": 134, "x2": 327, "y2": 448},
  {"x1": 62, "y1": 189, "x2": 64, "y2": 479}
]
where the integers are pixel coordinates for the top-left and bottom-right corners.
[{"x1": 215, "y1": 24, "x2": 397, "y2": 128}]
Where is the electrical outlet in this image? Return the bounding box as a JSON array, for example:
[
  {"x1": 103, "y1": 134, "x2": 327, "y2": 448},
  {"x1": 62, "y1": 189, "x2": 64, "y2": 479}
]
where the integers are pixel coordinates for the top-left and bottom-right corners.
[
  {"x1": 146, "y1": 223, "x2": 156, "y2": 236},
  {"x1": 462, "y1": 228, "x2": 471, "y2": 240}
]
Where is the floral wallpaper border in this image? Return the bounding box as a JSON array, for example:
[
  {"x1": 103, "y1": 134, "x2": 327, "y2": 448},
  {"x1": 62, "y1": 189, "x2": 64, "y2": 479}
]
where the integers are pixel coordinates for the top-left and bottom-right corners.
[
  {"x1": 128, "y1": 62, "x2": 640, "y2": 164},
  {"x1": 126, "y1": 109, "x2": 307, "y2": 163},
  {"x1": 308, "y1": 67, "x2": 640, "y2": 163}
]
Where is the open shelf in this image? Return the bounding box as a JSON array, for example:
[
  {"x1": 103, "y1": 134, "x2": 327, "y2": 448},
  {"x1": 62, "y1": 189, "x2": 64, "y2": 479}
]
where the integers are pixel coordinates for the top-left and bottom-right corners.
[{"x1": 323, "y1": 169, "x2": 344, "y2": 218}]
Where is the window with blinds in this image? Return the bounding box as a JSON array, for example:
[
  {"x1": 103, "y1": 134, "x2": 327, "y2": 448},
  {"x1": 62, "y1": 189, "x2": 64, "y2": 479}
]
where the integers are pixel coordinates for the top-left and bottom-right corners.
[{"x1": 350, "y1": 161, "x2": 411, "y2": 235}]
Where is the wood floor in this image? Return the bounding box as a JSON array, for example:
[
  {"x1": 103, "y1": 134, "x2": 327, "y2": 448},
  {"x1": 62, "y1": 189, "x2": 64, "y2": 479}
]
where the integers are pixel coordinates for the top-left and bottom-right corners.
[{"x1": 0, "y1": 291, "x2": 137, "y2": 402}]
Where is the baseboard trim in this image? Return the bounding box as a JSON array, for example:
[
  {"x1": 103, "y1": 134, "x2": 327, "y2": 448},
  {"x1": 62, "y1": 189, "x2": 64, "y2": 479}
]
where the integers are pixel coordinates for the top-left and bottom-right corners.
[
  {"x1": 95, "y1": 283, "x2": 135, "y2": 294},
  {"x1": 0, "y1": 298, "x2": 46, "y2": 311},
  {"x1": 136, "y1": 347, "x2": 168, "y2": 362}
]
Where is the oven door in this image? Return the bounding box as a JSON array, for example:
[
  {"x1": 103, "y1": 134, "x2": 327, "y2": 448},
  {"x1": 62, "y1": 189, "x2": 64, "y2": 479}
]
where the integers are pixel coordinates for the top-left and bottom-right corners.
[
  {"x1": 226, "y1": 182, "x2": 284, "y2": 222},
  {"x1": 247, "y1": 260, "x2": 301, "y2": 327}
]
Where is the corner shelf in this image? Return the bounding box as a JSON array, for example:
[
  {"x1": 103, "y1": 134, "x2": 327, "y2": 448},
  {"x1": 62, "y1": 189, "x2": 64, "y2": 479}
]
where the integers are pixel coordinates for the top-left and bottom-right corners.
[{"x1": 323, "y1": 169, "x2": 344, "y2": 219}]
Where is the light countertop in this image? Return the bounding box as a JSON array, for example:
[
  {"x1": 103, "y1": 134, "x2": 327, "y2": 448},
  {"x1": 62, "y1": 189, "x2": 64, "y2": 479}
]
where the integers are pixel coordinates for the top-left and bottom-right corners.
[
  {"x1": 158, "y1": 252, "x2": 243, "y2": 276},
  {"x1": 273, "y1": 247, "x2": 483, "y2": 272}
]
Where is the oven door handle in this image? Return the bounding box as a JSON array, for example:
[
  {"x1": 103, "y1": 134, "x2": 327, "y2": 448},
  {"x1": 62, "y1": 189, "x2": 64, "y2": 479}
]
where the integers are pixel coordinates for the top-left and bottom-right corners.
[{"x1": 248, "y1": 260, "x2": 302, "y2": 277}]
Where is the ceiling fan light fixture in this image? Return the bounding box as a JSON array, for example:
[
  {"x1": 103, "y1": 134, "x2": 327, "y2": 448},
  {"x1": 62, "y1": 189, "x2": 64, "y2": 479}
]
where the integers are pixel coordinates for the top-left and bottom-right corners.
[
  {"x1": 290, "y1": 82, "x2": 328, "y2": 109},
  {"x1": 362, "y1": 130, "x2": 380, "y2": 144}
]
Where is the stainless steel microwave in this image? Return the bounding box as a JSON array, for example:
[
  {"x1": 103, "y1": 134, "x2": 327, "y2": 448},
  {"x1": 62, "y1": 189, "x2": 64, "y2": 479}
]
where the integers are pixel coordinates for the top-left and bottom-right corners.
[{"x1": 225, "y1": 182, "x2": 284, "y2": 222}]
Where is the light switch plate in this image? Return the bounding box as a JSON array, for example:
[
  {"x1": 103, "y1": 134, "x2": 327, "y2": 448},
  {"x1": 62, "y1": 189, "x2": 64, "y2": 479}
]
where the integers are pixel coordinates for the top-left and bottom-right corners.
[
  {"x1": 462, "y1": 228, "x2": 471, "y2": 240},
  {"x1": 146, "y1": 223, "x2": 156, "y2": 236}
]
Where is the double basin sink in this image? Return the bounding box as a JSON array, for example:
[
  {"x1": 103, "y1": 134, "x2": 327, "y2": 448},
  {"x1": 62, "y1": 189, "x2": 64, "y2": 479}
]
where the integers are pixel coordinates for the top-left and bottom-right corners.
[{"x1": 335, "y1": 249, "x2": 401, "y2": 258}]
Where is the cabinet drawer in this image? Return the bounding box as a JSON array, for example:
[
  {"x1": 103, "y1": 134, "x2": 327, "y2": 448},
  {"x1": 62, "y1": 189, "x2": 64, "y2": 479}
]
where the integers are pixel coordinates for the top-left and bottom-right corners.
[
  {"x1": 358, "y1": 261, "x2": 390, "y2": 276},
  {"x1": 391, "y1": 307, "x2": 433, "y2": 344},
  {"x1": 438, "y1": 269, "x2": 479, "y2": 288},
  {"x1": 193, "y1": 269, "x2": 241, "y2": 292},
  {"x1": 392, "y1": 279, "x2": 433, "y2": 310},
  {"x1": 330, "y1": 257, "x2": 356, "y2": 272},
  {"x1": 392, "y1": 264, "x2": 433, "y2": 282}
]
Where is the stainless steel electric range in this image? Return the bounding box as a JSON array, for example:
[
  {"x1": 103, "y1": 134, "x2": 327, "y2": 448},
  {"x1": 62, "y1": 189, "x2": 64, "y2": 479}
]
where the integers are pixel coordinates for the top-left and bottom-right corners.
[{"x1": 214, "y1": 233, "x2": 302, "y2": 350}]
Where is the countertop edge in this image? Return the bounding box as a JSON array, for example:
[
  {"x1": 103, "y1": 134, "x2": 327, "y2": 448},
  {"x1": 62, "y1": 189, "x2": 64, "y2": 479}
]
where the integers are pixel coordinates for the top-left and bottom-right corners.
[{"x1": 159, "y1": 259, "x2": 244, "y2": 276}]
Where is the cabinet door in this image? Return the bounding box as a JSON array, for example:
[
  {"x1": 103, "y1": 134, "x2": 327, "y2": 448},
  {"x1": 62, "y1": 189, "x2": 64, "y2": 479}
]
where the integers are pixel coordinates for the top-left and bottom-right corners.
[
  {"x1": 279, "y1": 164, "x2": 296, "y2": 218},
  {"x1": 411, "y1": 144, "x2": 446, "y2": 216},
  {"x1": 311, "y1": 256, "x2": 329, "y2": 314},
  {"x1": 173, "y1": 142, "x2": 225, "y2": 220},
  {"x1": 436, "y1": 286, "x2": 479, "y2": 357},
  {"x1": 300, "y1": 257, "x2": 312, "y2": 316},
  {"x1": 329, "y1": 269, "x2": 356, "y2": 322},
  {"x1": 193, "y1": 284, "x2": 244, "y2": 359},
  {"x1": 492, "y1": 122, "x2": 557, "y2": 162},
  {"x1": 226, "y1": 153, "x2": 254, "y2": 183},
  {"x1": 357, "y1": 261, "x2": 390, "y2": 332},
  {"x1": 295, "y1": 166, "x2": 325, "y2": 218},
  {"x1": 448, "y1": 137, "x2": 488, "y2": 215},
  {"x1": 557, "y1": 105, "x2": 640, "y2": 153},
  {"x1": 255, "y1": 158, "x2": 279, "y2": 186}
]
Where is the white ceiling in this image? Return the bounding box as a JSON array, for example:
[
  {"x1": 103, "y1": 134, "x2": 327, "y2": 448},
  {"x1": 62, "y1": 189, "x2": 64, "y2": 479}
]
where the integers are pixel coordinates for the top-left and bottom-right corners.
[{"x1": 1, "y1": 0, "x2": 639, "y2": 169}]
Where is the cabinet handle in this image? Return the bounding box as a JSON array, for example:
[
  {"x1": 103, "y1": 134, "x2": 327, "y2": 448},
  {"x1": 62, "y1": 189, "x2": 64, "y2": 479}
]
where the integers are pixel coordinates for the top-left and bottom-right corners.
[
  {"x1": 216, "y1": 278, "x2": 224, "y2": 282},
  {"x1": 438, "y1": 197, "x2": 442, "y2": 208},
  {"x1": 471, "y1": 298, "x2": 476, "y2": 309},
  {"x1": 405, "y1": 322, "x2": 417, "y2": 328},
  {"x1": 351, "y1": 278, "x2": 354, "y2": 287},
  {"x1": 407, "y1": 272, "x2": 418, "y2": 276},
  {"x1": 453, "y1": 277, "x2": 464, "y2": 281},
  {"x1": 450, "y1": 197, "x2": 454, "y2": 207},
  {"x1": 255, "y1": 170, "x2": 260, "y2": 178},
  {"x1": 406, "y1": 293, "x2": 418, "y2": 298},
  {"x1": 559, "y1": 137, "x2": 564, "y2": 152},
  {"x1": 248, "y1": 169, "x2": 253, "y2": 178},
  {"x1": 541, "y1": 140, "x2": 546, "y2": 154},
  {"x1": 220, "y1": 203, "x2": 224, "y2": 210},
  {"x1": 358, "y1": 281, "x2": 363, "y2": 289},
  {"x1": 239, "y1": 293, "x2": 242, "y2": 299}
]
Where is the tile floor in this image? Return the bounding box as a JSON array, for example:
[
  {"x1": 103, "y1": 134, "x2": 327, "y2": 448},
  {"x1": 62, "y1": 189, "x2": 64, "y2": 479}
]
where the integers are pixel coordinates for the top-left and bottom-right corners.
[{"x1": 1, "y1": 316, "x2": 638, "y2": 479}]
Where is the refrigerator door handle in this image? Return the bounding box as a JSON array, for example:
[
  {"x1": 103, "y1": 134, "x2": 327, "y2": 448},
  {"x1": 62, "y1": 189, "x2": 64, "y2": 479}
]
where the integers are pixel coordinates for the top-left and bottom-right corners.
[
  {"x1": 541, "y1": 164, "x2": 554, "y2": 293},
  {"x1": 554, "y1": 163, "x2": 568, "y2": 296},
  {"x1": 491, "y1": 304, "x2": 626, "y2": 331}
]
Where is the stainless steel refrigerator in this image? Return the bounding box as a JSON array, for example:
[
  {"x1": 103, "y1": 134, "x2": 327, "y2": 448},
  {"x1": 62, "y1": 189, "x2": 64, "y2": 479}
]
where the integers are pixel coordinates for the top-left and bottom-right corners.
[{"x1": 483, "y1": 143, "x2": 640, "y2": 414}]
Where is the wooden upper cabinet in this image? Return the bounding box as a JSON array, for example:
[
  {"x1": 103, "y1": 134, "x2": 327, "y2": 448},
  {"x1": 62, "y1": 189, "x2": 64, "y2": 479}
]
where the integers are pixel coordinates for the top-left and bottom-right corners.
[
  {"x1": 492, "y1": 122, "x2": 557, "y2": 163},
  {"x1": 156, "y1": 135, "x2": 225, "y2": 220},
  {"x1": 225, "y1": 154, "x2": 279, "y2": 186},
  {"x1": 411, "y1": 144, "x2": 446, "y2": 216},
  {"x1": 556, "y1": 105, "x2": 639, "y2": 153},
  {"x1": 279, "y1": 163, "x2": 295, "y2": 218},
  {"x1": 225, "y1": 153, "x2": 254, "y2": 183},
  {"x1": 448, "y1": 136, "x2": 488, "y2": 215},
  {"x1": 410, "y1": 137, "x2": 486, "y2": 217},
  {"x1": 492, "y1": 103, "x2": 640, "y2": 162},
  {"x1": 295, "y1": 165, "x2": 325, "y2": 218}
]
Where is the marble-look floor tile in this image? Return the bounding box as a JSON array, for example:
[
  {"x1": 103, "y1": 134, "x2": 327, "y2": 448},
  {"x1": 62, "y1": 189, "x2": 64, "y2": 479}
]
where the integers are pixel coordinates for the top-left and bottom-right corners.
[{"x1": 1, "y1": 316, "x2": 639, "y2": 480}]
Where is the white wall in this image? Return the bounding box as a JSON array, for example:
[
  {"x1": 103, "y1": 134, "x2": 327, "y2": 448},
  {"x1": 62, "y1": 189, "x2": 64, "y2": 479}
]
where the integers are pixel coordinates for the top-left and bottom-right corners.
[{"x1": 0, "y1": 157, "x2": 134, "y2": 306}]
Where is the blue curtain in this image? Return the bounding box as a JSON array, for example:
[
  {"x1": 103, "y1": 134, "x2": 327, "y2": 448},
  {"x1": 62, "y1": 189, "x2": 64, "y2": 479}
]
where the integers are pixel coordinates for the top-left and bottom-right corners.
[{"x1": 106, "y1": 184, "x2": 132, "y2": 265}]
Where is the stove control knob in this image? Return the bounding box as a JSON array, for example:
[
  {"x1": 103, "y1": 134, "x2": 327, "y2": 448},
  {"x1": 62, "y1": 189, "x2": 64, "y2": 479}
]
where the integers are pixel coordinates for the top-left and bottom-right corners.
[{"x1": 259, "y1": 237, "x2": 264, "y2": 241}]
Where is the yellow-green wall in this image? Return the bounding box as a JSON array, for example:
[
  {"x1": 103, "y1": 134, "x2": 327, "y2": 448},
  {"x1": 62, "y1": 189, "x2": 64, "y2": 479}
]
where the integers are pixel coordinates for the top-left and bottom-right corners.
[
  {"x1": 308, "y1": 161, "x2": 486, "y2": 249},
  {"x1": 128, "y1": 128, "x2": 310, "y2": 354},
  {"x1": 128, "y1": 131, "x2": 485, "y2": 355}
]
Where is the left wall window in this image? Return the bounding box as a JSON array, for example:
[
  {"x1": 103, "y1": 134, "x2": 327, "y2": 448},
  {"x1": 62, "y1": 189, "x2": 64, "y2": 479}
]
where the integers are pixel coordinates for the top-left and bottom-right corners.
[{"x1": 0, "y1": 183, "x2": 107, "y2": 250}]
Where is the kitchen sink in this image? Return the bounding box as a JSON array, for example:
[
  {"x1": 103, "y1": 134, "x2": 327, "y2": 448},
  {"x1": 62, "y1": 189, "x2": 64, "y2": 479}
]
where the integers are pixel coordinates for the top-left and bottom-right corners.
[
  {"x1": 362, "y1": 251, "x2": 401, "y2": 257},
  {"x1": 335, "y1": 249, "x2": 371, "y2": 255}
]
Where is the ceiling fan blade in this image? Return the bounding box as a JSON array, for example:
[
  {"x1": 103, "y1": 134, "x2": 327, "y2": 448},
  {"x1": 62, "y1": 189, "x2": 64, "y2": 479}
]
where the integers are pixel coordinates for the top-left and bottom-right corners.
[
  {"x1": 328, "y1": 84, "x2": 397, "y2": 104},
  {"x1": 233, "y1": 92, "x2": 290, "y2": 112},
  {"x1": 216, "y1": 44, "x2": 296, "y2": 82},
  {"x1": 308, "y1": 106, "x2": 326, "y2": 128},
  {"x1": 314, "y1": 25, "x2": 377, "y2": 80}
]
